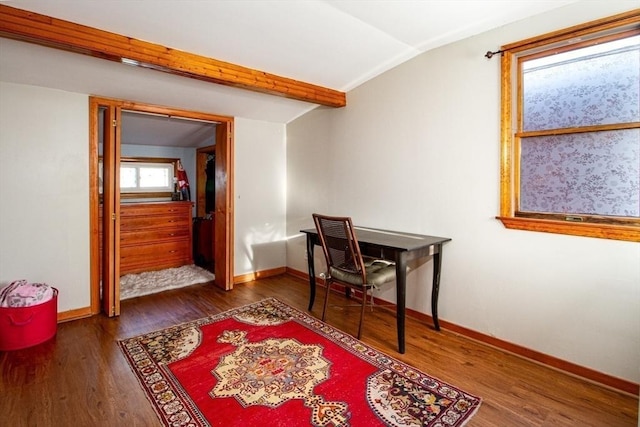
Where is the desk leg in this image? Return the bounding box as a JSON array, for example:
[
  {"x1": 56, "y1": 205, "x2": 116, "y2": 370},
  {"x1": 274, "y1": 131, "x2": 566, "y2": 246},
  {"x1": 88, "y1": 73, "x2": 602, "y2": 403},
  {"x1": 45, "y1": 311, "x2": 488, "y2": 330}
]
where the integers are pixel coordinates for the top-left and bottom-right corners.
[
  {"x1": 306, "y1": 235, "x2": 316, "y2": 311},
  {"x1": 431, "y1": 246, "x2": 442, "y2": 331},
  {"x1": 395, "y1": 253, "x2": 407, "y2": 354}
]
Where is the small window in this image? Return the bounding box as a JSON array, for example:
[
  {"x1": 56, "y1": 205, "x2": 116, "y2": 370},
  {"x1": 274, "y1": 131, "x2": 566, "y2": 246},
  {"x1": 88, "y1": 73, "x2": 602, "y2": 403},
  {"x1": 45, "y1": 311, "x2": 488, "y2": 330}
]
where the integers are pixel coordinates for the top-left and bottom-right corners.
[
  {"x1": 99, "y1": 157, "x2": 178, "y2": 199},
  {"x1": 497, "y1": 10, "x2": 640, "y2": 242},
  {"x1": 120, "y1": 162, "x2": 174, "y2": 193}
]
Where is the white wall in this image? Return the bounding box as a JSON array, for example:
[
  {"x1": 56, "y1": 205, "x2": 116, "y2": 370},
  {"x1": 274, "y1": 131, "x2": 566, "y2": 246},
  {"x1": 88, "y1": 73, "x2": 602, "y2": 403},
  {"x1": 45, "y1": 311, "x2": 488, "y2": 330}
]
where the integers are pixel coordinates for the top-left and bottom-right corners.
[
  {"x1": 0, "y1": 82, "x2": 90, "y2": 312},
  {"x1": 234, "y1": 117, "x2": 287, "y2": 276},
  {"x1": 0, "y1": 83, "x2": 288, "y2": 312},
  {"x1": 286, "y1": 107, "x2": 335, "y2": 276},
  {"x1": 286, "y1": 2, "x2": 640, "y2": 383}
]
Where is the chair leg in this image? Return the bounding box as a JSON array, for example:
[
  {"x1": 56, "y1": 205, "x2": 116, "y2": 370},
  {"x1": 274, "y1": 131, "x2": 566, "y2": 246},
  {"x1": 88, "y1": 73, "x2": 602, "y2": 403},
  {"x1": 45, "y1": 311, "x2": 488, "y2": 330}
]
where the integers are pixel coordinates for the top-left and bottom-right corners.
[{"x1": 322, "y1": 278, "x2": 331, "y2": 322}]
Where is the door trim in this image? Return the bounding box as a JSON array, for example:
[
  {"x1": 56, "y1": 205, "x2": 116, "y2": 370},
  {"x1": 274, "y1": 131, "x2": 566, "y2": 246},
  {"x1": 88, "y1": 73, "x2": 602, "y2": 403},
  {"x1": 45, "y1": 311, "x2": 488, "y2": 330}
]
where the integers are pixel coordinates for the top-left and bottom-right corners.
[{"x1": 89, "y1": 97, "x2": 235, "y2": 314}]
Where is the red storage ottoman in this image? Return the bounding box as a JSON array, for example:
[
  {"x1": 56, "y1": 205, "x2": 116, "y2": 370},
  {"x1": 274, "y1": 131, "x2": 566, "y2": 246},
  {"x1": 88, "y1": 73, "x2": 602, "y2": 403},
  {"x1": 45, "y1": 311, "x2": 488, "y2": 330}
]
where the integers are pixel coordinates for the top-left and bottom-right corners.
[{"x1": 0, "y1": 288, "x2": 58, "y2": 351}]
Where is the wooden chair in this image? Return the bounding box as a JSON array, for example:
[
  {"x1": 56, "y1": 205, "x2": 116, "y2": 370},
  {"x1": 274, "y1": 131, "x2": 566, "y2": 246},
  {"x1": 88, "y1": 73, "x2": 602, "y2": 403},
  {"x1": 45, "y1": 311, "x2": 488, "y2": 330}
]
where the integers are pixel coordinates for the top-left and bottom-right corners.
[{"x1": 312, "y1": 213, "x2": 396, "y2": 339}]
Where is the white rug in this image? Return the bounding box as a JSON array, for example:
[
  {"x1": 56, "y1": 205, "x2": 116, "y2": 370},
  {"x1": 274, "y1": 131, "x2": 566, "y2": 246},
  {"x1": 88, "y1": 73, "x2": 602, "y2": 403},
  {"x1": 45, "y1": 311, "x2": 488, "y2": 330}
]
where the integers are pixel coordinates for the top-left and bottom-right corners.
[{"x1": 120, "y1": 264, "x2": 215, "y2": 300}]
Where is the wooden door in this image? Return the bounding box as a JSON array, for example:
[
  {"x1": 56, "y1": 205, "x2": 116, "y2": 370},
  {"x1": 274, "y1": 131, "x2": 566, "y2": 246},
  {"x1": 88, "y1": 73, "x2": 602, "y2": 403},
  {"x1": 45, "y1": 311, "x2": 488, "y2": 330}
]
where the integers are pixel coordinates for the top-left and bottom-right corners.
[
  {"x1": 195, "y1": 123, "x2": 233, "y2": 290},
  {"x1": 100, "y1": 105, "x2": 121, "y2": 316},
  {"x1": 214, "y1": 122, "x2": 233, "y2": 290},
  {"x1": 90, "y1": 101, "x2": 122, "y2": 317}
]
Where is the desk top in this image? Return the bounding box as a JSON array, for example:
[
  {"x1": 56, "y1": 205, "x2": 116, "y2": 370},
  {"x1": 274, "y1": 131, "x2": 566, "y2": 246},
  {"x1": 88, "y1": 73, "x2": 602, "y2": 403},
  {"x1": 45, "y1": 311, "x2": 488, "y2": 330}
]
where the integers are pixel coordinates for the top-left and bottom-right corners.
[{"x1": 301, "y1": 226, "x2": 451, "y2": 252}]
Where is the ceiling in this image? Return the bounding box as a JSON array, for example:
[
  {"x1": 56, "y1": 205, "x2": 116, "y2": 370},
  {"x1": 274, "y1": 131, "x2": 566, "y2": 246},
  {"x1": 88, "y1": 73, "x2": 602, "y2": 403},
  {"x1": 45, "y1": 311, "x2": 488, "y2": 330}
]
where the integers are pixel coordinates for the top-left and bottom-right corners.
[
  {"x1": 120, "y1": 111, "x2": 217, "y2": 148},
  {"x1": 1, "y1": 0, "x2": 578, "y2": 141}
]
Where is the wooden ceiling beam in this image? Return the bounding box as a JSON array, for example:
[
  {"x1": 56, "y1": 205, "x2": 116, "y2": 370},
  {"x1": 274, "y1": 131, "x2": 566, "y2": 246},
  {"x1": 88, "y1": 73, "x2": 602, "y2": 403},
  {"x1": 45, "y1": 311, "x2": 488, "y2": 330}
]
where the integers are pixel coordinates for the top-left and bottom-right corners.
[{"x1": 0, "y1": 5, "x2": 346, "y2": 108}]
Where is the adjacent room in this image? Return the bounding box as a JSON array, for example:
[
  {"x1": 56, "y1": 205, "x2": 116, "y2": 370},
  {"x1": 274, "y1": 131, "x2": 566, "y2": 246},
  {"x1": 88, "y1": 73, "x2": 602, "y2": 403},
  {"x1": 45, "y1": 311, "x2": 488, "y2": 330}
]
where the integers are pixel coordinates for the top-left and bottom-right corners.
[
  {"x1": 0, "y1": 1, "x2": 638, "y2": 426},
  {"x1": 104, "y1": 110, "x2": 217, "y2": 301}
]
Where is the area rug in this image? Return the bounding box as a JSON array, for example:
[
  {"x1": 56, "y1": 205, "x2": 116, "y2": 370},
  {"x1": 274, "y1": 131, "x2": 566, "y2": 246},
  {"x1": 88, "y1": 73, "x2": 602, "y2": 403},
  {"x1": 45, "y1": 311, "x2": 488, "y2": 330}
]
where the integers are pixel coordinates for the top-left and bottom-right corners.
[
  {"x1": 120, "y1": 264, "x2": 215, "y2": 300},
  {"x1": 118, "y1": 298, "x2": 481, "y2": 426}
]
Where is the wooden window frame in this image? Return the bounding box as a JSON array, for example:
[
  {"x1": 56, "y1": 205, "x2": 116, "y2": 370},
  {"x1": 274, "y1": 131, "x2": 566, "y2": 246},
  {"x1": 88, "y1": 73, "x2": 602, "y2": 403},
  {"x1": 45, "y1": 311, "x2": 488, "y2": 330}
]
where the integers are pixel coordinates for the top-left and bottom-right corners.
[
  {"x1": 119, "y1": 156, "x2": 179, "y2": 199},
  {"x1": 497, "y1": 9, "x2": 640, "y2": 242},
  {"x1": 99, "y1": 156, "x2": 179, "y2": 200}
]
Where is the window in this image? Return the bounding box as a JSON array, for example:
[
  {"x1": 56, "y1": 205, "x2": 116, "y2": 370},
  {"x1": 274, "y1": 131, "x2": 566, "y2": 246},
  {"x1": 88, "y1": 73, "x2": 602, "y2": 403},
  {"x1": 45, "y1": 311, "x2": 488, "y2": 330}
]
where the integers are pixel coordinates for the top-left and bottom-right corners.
[
  {"x1": 120, "y1": 162, "x2": 174, "y2": 193},
  {"x1": 498, "y1": 10, "x2": 640, "y2": 242},
  {"x1": 99, "y1": 157, "x2": 178, "y2": 199}
]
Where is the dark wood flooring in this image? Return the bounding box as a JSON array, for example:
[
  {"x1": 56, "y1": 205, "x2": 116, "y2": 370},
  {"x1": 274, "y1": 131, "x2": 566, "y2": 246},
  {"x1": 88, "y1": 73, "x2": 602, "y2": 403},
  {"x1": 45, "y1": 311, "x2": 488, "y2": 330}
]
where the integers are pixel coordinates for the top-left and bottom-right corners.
[{"x1": 1, "y1": 274, "x2": 637, "y2": 426}]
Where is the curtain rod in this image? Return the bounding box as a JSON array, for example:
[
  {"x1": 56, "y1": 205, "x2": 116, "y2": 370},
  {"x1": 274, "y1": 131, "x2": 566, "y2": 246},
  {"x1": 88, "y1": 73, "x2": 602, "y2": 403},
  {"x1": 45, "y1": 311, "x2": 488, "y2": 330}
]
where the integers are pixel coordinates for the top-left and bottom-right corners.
[{"x1": 484, "y1": 49, "x2": 503, "y2": 59}]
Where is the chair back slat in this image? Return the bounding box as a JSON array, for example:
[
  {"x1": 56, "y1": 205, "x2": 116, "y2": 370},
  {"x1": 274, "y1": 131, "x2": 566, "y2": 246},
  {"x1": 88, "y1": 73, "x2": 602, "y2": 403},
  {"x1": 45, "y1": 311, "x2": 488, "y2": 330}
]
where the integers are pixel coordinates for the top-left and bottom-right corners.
[{"x1": 312, "y1": 214, "x2": 366, "y2": 282}]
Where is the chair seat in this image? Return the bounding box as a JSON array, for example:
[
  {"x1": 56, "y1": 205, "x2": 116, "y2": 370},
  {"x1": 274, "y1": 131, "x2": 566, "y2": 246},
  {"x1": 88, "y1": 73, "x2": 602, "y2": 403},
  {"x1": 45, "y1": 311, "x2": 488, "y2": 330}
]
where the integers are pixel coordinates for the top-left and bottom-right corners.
[{"x1": 329, "y1": 259, "x2": 396, "y2": 287}]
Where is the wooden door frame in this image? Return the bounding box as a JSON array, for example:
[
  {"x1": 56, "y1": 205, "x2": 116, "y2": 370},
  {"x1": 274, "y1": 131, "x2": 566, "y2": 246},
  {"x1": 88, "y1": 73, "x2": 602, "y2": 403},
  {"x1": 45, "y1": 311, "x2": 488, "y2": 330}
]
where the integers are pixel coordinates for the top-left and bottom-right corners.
[{"x1": 89, "y1": 97, "x2": 235, "y2": 314}]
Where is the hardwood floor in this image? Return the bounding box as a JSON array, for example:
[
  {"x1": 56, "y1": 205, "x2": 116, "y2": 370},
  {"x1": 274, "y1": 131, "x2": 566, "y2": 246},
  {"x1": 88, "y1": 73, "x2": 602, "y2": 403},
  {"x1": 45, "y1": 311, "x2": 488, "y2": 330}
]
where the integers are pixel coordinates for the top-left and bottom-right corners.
[{"x1": 1, "y1": 274, "x2": 637, "y2": 426}]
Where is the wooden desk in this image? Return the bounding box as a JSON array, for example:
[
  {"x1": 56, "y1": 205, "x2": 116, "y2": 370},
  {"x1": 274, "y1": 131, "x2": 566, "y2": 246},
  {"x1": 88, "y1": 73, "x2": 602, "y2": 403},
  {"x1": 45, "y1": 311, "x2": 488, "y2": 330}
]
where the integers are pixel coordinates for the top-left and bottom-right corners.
[{"x1": 301, "y1": 226, "x2": 451, "y2": 354}]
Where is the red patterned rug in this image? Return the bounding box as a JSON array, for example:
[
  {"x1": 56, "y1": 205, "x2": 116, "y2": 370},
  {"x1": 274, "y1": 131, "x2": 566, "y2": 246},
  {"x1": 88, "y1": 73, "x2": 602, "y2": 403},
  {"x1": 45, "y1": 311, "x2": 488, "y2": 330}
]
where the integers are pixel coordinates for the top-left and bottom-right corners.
[{"x1": 118, "y1": 298, "x2": 481, "y2": 426}]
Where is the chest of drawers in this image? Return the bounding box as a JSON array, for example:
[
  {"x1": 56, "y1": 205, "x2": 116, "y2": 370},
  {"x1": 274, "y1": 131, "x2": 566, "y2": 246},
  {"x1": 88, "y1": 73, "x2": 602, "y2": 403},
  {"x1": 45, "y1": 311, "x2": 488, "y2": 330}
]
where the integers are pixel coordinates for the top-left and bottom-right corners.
[{"x1": 119, "y1": 202, "x2": 193, "y2": 275}]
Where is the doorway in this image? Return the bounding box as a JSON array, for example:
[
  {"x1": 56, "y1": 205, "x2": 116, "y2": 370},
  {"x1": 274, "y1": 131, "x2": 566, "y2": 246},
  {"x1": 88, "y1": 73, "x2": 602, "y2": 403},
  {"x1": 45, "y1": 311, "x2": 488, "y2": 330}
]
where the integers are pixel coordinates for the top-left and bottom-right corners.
[
  {"x1": 89, "y1": 97, "x2": 235, "y2": 317},
  {"x1": 193, "y1": 145, "x2": 216, "y2": 272}
]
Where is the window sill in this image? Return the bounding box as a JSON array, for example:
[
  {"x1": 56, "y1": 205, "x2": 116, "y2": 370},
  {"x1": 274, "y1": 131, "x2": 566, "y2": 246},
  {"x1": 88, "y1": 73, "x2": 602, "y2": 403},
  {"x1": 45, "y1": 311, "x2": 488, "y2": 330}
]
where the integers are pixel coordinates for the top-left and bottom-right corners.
[{"x1": 497, "y1": 216, "x2": 640, "y2": 242}]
